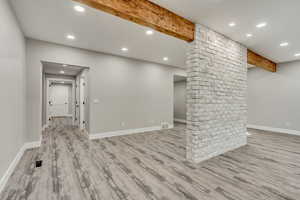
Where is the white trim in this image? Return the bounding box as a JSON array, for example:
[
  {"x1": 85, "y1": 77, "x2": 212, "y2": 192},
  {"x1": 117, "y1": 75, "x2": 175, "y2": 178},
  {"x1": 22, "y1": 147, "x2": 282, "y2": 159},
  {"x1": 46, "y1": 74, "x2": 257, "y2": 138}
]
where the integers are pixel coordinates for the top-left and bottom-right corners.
[
  {"x1": 0, "y1": 145, "x2": 25, "y2": 193},
  {"x1": 0, "y1": 140, "x2": 41, "y2": 194},
  {"x1": 79, "y1": 76, "x2": 85, "y2": 130},
  {"x1": 23, "y1": 141, "x2": 41, "y2": 150},
  {"x1": 174, "y1": 118, "x2": 186, "y2": 124},
  {"x1": 42, "y1": 124, "x2": 48, "y2": 131},
  {"x1": 90, "y1": 125, "x2": 173, "y2": 140},
  {"x1": 247, "y1": 124, "x2": 300, "y2": 136}
]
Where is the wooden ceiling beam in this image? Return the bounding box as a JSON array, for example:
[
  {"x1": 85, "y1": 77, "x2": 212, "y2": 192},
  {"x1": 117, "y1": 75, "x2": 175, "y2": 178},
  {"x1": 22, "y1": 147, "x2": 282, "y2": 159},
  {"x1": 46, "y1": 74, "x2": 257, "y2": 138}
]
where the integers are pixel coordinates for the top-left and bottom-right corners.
[
  {"x1": 72, "y1": 0, "x2": 195, "y2": 42},
  {"x1": 247, "y1": 49, "x2": 277, "y2": 72}
]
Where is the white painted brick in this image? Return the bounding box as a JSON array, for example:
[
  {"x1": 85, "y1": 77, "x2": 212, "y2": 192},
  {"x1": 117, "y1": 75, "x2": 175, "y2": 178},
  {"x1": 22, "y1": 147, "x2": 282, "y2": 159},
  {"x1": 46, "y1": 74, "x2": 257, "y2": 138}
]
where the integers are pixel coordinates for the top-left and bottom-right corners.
[{"x1": 186, "y1": 24, "x2": 247, "y2": 163}]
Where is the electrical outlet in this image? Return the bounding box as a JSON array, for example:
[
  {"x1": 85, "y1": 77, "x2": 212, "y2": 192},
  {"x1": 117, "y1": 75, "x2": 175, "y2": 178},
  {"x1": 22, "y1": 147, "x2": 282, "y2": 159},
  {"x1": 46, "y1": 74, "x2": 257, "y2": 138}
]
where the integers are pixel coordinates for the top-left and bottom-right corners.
[
  {"x1": 150, "y1": 120, "x2": 155, "y2": 124},
  {"x1": 121, "y1": 122, "x2": 126, "y2": 127},
  {"x1": 285, "y1": 122, "x2": 291, "y2": 127}
]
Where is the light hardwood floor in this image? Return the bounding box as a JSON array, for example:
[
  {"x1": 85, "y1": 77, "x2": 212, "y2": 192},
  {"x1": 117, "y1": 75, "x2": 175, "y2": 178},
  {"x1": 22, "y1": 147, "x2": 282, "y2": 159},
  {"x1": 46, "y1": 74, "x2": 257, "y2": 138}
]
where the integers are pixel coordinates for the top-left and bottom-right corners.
[{"x1": 1, "y1": 119, "x2": 300, "y2": 200}]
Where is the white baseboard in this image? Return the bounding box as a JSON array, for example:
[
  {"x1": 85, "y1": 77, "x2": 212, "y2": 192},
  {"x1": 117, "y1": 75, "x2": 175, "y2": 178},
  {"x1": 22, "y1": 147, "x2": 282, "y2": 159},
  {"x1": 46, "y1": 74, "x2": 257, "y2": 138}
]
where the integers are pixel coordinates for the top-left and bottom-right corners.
[
  {"x1": 0, "y1": 140, "x2": 41, "y2": 194},
  {"x1": 247, "y1": 124, "x2": 300, "y2": 136},
  {"x1": 0, "y1": 145, "x2": 25, "y2": 194},
  {"x1": 174, "y1": 118, "x2": 186, "y2": 124},
  {"x1": 23, "y1": 141, "x2": 41, "y2": 150},
  {"x1": 90, "y1": 125, "x2": 173, "y2": 140}
]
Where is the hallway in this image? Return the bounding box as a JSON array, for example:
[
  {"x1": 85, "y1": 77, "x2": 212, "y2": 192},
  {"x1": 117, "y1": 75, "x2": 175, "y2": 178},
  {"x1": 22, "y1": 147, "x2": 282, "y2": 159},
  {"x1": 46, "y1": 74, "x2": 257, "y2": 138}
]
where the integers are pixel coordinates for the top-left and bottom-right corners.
[{"x1": 1, "y1": 118, "x2": 300, "y2": 200}]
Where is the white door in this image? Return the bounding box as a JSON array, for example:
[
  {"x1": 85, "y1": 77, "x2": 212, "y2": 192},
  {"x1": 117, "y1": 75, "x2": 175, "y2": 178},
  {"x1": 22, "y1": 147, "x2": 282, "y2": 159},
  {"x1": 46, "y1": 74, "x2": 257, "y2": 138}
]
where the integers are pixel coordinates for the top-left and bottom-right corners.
[{"x1": 49, "y1": 84, "x2": 70, "y2": 117}]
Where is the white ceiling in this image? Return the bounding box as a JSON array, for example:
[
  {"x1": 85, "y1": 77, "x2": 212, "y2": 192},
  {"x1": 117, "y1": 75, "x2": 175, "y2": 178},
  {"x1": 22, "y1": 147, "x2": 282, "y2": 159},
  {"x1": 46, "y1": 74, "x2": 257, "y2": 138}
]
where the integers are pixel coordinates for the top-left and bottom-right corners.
[
  {"x1": 43, "y1": 61, "x2": 84, "y2": 76},
  {"x1": 11, "y1": 0, "x2": 300, "y2": 69},
  {"x1": 11, "y1": 0, "x2": 187, "y2": 68},
  {"x1": 150, "y1": 0, "x2": 300, "y2": 63}
]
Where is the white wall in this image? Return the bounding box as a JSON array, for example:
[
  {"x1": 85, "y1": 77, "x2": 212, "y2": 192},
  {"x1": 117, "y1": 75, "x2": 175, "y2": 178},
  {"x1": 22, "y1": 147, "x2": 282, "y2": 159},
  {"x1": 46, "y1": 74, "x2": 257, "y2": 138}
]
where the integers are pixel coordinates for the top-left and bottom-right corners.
[
  {"x1": 248, "y1": 61, "x2": 300, "y2": 131},
  {"x1": 26, "y1": 39, "x2": 186, "y2": 141},
  {"x1": 0, "y1": 0, "x2": 27, "y2": 180},
  {"x1": 174, "y1": 81, "x2": 186, "y2": 121}
]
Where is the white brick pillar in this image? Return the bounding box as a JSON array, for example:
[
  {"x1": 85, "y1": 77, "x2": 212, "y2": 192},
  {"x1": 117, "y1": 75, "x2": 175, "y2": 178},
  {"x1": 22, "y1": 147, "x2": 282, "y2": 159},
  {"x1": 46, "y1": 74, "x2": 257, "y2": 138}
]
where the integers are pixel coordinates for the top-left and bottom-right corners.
[{"x1": 186, "y1": 24, "x2": 248, "y2": 163}]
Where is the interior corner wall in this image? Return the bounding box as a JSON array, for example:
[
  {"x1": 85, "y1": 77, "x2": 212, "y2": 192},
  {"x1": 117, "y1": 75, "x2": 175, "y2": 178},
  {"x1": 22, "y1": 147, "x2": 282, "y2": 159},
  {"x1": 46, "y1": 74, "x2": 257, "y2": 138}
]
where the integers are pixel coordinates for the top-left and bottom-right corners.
[
  {"x1": 186, "y1": 24, "x2": 248, "y2": 163},
  {"x1": 248, "y1": 61, "x2": 300, "y2": 132},
  {"x1": 26, "y1": 39, "x2": 186, "y2": 142},
  {"x1": 0, "y1": 0, "x2": 27, "y2": 181},
  {"x1": 174, "y1": 81, "x2": 187, "y2": 121}
]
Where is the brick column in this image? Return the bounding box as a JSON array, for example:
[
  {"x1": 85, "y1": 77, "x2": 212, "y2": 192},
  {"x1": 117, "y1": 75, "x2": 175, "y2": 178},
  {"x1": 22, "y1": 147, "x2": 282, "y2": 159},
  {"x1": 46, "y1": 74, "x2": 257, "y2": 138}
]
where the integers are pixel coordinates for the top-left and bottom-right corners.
[{"x1": 186, "y1": 24, "x2": 247, "y2": 163}]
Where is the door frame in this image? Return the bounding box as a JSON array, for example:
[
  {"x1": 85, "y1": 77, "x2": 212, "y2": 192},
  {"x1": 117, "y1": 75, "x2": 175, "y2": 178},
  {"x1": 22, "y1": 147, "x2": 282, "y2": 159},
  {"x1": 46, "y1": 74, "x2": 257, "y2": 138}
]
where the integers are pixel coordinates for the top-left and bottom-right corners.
[
  {"x1": 79, "y1": 76, "x2": 86, "y2": 130},
  {"x1": 46, "y1": 77, "x2": 76, "y2": 126}
]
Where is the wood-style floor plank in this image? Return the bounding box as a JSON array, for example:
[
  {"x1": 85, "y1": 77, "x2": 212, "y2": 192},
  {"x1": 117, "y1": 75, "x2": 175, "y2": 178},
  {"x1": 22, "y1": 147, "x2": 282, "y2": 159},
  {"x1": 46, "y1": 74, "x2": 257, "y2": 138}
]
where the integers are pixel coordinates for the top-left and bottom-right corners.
[{"x1": 1, "y1": 118, "x2": 299, "y2": 200}]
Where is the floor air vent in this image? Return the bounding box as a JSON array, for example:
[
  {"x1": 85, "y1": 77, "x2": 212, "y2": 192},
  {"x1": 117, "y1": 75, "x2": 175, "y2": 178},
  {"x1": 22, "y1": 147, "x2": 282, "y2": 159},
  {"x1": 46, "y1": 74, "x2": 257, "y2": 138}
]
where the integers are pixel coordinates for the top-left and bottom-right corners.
[{"x1": 35, "y1": 160, "x2": 43, "y2": 168}]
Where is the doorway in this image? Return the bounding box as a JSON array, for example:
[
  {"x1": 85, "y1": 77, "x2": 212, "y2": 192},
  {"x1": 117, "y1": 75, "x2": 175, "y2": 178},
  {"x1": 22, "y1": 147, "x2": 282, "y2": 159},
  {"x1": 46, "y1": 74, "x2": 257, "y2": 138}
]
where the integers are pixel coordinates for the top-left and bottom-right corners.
[
  {"x1": 173, "y1": 75, "x2": 187, "y2": 124},
  {"x1": 42, "y1": 61, "x2": 89, "y2": 132}
]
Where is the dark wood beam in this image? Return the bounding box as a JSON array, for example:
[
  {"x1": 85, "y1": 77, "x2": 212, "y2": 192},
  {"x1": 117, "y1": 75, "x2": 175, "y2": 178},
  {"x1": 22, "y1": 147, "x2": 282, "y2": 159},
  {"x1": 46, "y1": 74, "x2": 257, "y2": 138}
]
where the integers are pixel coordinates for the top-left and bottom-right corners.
[
  {"x1": 247, "y1": 49, "x2": 277, "y2": 72},
  {"x1": 73, "y1": 0, "x2": 195, "y2": 42}
]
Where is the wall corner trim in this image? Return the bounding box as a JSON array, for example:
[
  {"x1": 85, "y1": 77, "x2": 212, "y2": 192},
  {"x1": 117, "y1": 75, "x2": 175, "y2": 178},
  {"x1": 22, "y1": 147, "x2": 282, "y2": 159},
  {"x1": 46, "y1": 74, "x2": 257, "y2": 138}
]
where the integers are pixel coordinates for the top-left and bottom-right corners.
[
  {"x1": 247, "y1": 124, "x2": 300, "y2": 136},
  {"x1": 0, "y1": 140, "x2": 41, "y2": 194},
  {"x1": 90, "y1": 125, "x2": 174, "y2": 140},
  {"x1": 42, "y1": 124, "x2": 48, "y2": 132}
]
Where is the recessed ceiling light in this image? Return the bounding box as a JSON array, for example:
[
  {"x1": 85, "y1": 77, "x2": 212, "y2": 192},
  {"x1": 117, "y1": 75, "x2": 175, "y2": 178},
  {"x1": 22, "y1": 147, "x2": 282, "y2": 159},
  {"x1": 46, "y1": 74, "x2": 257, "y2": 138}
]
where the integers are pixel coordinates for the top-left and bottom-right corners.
[
  {"x1": 62, "y1": 64, "x2": 68, "y2": 67},
  {"x1": 61, "y1": 81, "x2": 65, "y2": 84},
  {"x1": 295, "y1": 53, "x2": 300, "y2": 57},
  {"x1": 163, "y1": 57, "x2": 169, "y2": 61},
  {"x1": 246, "y1": 33, "x2": 253, "y2": 38},
  {"x1": 121, "y1": 47, "x2": 128, "y2": 52},
  {"x1": 280, "y1": 42, "x2": 289, "y2": 47},
  {"x1": 228, "y1": 22, "x2": 236, "y2": 27},
  {"x1": 146, "y1": 30, "x2": 154, "y2": 35},
  {"x1": 60, "y1": 70, "x2": 65, "y2": 74},
  {"x1": 256, "y1": 22, "x2": 267, "y2": 28},
  {"x1": 74, "y1": 5, "x2": 85, "y2": 12},
  {"x1": 66, "y1": 34, "x2": 75, "y2": 40}
]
